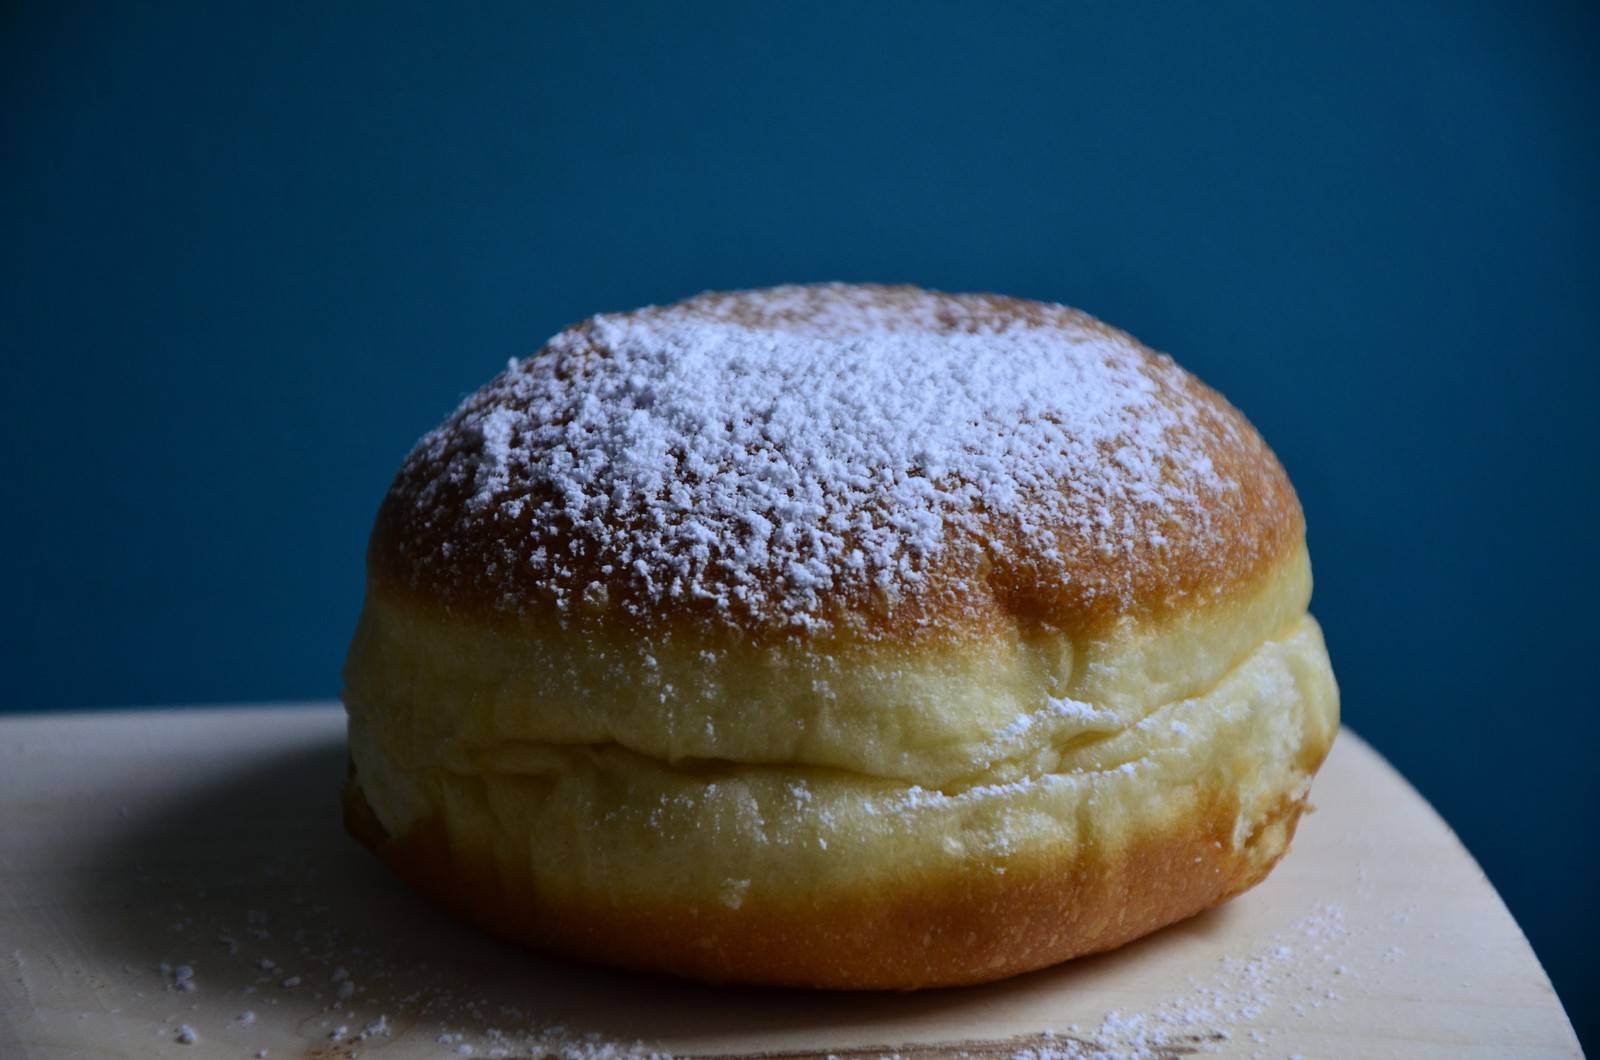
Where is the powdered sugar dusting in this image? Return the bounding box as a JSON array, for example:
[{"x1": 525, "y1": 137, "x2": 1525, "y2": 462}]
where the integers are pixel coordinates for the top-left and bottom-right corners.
[
  {"x1": 136, "y1": 877, "x2": 1352, "y2": 1058},
  {"x1": 1012, "y1": 904, "x2": 1353, "y2": 1059},
  {"x1": 386, "y1": 284, "x2": 1262, "y2": 634},
  {"x1": 128, "y1": 871, "x2": 1368, "y2": 1060}
]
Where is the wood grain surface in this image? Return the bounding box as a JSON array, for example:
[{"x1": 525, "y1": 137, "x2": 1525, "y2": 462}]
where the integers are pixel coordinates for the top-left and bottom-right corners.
[{"x1": 0, "y1": 706, "x2": 1580, "y2": 1059}]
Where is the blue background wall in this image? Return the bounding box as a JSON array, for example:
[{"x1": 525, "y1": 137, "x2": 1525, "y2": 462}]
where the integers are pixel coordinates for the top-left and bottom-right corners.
[{"x1": 4, "y1": 0, "x2": 1596, "y2": 1042}]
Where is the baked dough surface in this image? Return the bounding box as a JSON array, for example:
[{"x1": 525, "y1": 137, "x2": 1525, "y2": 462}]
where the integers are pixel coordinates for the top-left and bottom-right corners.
[
  {"x1": 365, "y1": 284, "x2": 1303, "y2": 646},
  {"x1": 343, "y1": 285, "x2": 1338, "y2": 987}
]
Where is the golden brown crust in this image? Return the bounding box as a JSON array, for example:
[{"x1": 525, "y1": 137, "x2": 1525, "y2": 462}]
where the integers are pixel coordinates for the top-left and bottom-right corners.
[
  {"x1": 366, "y1": 284, "x2": 1303, "y2": 647},
  {"x1": 343, "y1": 768, "x2": 1321, "y2": 990},
  {"x1": 344, "y1": 284, "x2": 1333, "y2": 989}
]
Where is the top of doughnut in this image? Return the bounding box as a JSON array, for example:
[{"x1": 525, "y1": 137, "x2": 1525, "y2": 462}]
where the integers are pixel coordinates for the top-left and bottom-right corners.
[{"x1": 368, "y1": 284, "x2": 1303, "y2": 645}]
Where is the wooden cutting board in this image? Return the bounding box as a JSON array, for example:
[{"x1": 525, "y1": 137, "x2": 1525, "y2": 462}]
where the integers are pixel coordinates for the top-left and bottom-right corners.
[{"x1": 0, "y1": 706, "x2": 1579, "y2": 1059}]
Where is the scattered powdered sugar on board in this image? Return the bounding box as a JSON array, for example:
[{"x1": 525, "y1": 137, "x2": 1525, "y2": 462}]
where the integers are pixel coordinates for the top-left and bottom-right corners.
[
  {"x1": 129, "y1": 857, "x2": 671, "y2": 1059},
  {"x1": 1011, "y1": 904, "x2": 1354, "y2": 1059},
  {"x1": 159, "y1": 961, "x2": 196, "y2": 992},
  {"x1": 386, "y1": 284, "x2": 1265, "y2": 633},
  {"x1": 131, "y1": 849, "x2": 1359, "y2": 1060}
]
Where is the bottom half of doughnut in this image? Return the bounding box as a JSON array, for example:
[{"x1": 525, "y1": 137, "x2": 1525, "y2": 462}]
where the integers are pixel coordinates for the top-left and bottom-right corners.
[{"x1": 343, "y1": 616, "x2": 1338, "y2": 989}]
